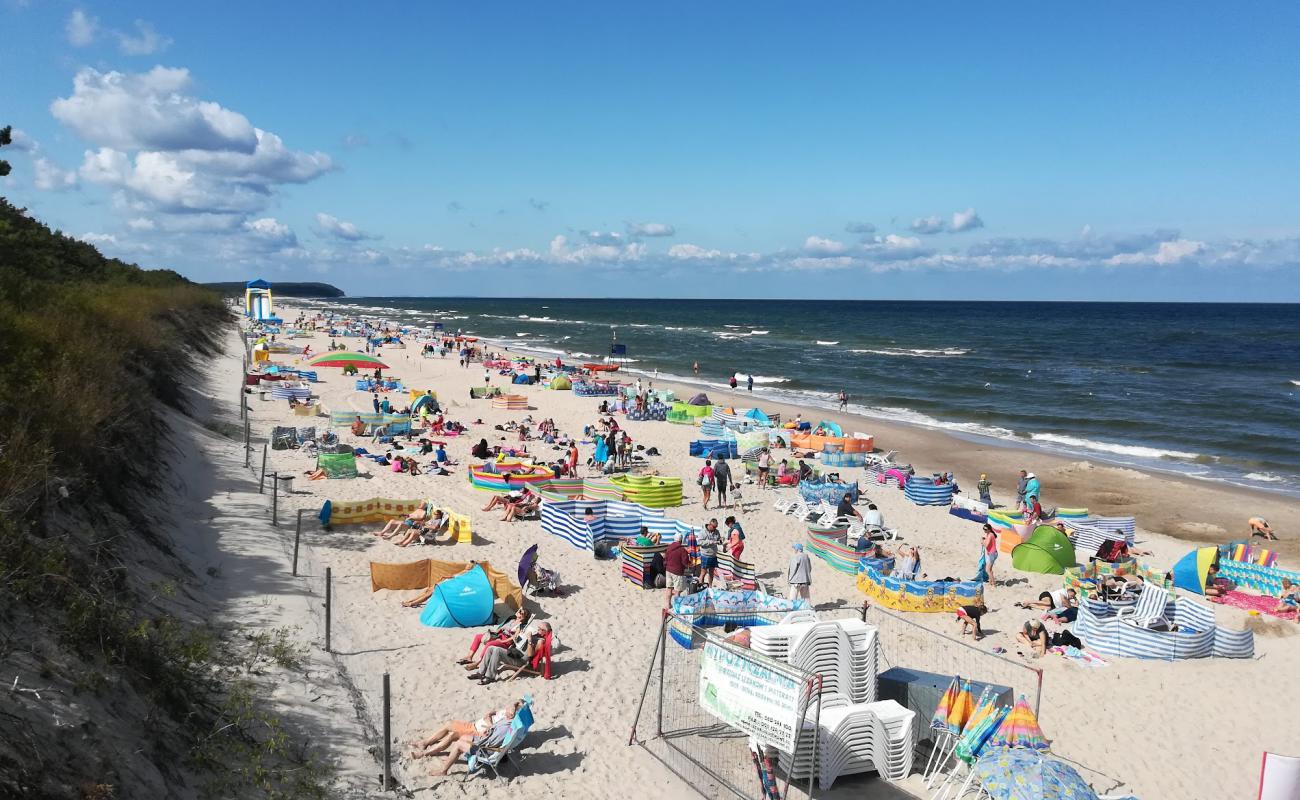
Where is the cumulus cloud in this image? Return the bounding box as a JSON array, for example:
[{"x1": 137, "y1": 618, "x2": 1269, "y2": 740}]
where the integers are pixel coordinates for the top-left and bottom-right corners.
[
  {"x1": 803, "y1": 235, "x2": 849, "y2": 256},
  {"x1": 115, "y1": 20, "x2": 172, "y2": 55},
  {"x1": 910, "y1": 208, "x2": 985, "y2": 234},
  {"x1": 243, "y1": 217, "x2": 298, "y2": 248},
  {"x1": 315, "y1": 212, "x2": 377, "y2": 241},
  {"x1": 7, "y1": 128, "x2": 36, "y2": 151},
  {"x1": 1107, "y1": 238, "x2": 1204, "y2": 266},
  {"x1": 78, "y1": 231, "x2": 116, "y2": 245},
  {"x1": 668, "y1": 243, "x2": 726, "y2": 260},
  {"x1": 53, "y1": 67, "x2": 332, "y2": 217},
  {"x1": 66, "y1": 9, "x2": 97, "y2": 46},
  {"x1": 582, "y1": 230, "x2": 625, "y2": 245},
  {"x1": 627, "y1": 221, "x2": 675, "y2": 237},
  {"x1": 33, "y1": 157, "x2": 78, "y2": 191},
  {"x1": 548, "y1": 234, "x2": 646, "y2": 264},
  {"x1": 909, "y1": 215, "x2": 945, "y2": 235},
  {"x1": 844, "y1": 221, "x2": 876, "y2": 234},
  {"x1": 950, "y1": 208, "x2": 984, "y2": 233},
  {"x1": 52, "y1": 67, "x2": 257, "y2": 152},
  {"x1": 127, "y1": 217, "x2": 155, "y2": 231}
]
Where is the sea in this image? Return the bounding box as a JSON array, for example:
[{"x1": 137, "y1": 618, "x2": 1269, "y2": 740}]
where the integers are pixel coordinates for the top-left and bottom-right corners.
[{"x1": 306, "y1": 298, "x2": 1300, "y2": 498}]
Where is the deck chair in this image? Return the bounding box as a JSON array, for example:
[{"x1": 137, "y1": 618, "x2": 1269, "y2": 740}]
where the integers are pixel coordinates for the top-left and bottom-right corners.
[
  {"x1": 773, "y1": 495, "x2": 798, "y2": 514},
  {"x1": 505, "y1": 630, "x2": 554, "y2": 681},
  {"x1": 464, "y1": 697, "x2": 535, "y2": 782},
  {"x1": 1116, "y1": 584, "x2": 1171, "y2": 629},
  {"x1": 865, "y1": 450, "x2": 898, "y2": 467}
]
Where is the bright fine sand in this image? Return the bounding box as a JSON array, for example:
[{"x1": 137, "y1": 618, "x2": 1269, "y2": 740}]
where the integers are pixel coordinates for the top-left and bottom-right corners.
[{"x1": 223, "y1": 301, "x2": 1298, "y2": 800}]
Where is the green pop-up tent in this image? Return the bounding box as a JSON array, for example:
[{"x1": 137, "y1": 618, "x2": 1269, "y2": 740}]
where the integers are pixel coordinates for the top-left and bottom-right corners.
[{"x1": 1011, "y1": 525, "x2": 1076, "y2": 574}]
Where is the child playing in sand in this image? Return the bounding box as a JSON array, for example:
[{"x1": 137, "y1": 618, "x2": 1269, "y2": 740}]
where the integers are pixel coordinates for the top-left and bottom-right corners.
[{"x1": 1273, "y1": 579, "x2": 1299, "y2": 620}]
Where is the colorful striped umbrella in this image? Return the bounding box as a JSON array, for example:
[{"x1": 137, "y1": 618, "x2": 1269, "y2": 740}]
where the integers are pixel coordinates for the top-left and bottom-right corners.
[
  {"x1": 307, "y1": 351, "x2": 389, "y2": 369},
  {"x1": 973, "y1": 748, "x2": 1098, "y2": 799},
  {"x1": 986, "y1": 695, "x2": 1049, "y2": 751},
  {"x1": 930, "y1": 676, "x2": 961, "y2": 730},
  {"x1": 954, "y1": 690, "x2": 1009, "y2": 764},
  {"x1": 945, "y1": 679, "x2": 976, "y2": 733}
]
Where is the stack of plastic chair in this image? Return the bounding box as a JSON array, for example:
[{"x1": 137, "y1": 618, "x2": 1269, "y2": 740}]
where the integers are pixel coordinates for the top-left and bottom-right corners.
[
  {"x1": 786, "y1": 620, "x2": 878, "y2": 703},
  {"x1": 778, "y1": 698, "x2": 915, "y2": 787}
]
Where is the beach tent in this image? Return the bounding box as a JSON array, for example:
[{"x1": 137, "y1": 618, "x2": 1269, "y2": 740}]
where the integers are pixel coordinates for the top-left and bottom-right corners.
[
  {"x1": 411, "y1": 394, "x2": 439, "y2": 415},
  {"x1": 743, "y1": 408, "x2": 774, "y2": 426},
  {"x1": 549, "y1": 375, "x2": 572, "y2": 390},
  {"x1": 369, "y1": 559, "x2": 522, "y2": 628},
  {"x1": 512, "y1": 373, "x2": 532, "y2": 385},
  {"x1": 1011, "y1": 525, "x2": 1076, "y2": 574},
  {"x1": 420, "y1": 565, "x2": 496, "y2": 627},
  {"x1": 688, "y1": 393, "x2": 711, "y2": 406},
  {"x1": 317, "y1": 451, "x2": 358, "y2": 479},
  {"x1": 1172, "y1": 546, "x2": 1218, "y2": 595},
  {"x1": 816, "y1": 420, "x2": 844, "y2": 437}
]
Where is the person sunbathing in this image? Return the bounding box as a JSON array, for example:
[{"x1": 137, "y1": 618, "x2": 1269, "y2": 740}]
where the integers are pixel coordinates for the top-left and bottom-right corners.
[
  {"x1": 502, "y1": 492, "x2": 539, "y2": 522},
  {"x1": 375, "y1": 509, "x2": 427, "y2": 539},
  {"x1": 350, "y1": 416, "x2": 366, "y2": 437},
  {"x1": 466, "y1": 623, "x2": 551, "y2": 685},
  {"x1": 431, "y1": 706, "x2": 518, "y2": 776},
  {"x1": 458, "y1": 608, "x2": 533, "y2": 666},
  {"x1": 410, "y1": 699, "x2": 525, "y2": 761},
  {"x1": 400, "y1": 564, "x2": 476, "y2": 608},
  {"x1": 1016, "y1": 587, "x2": 1077, "y2": 613},
  {"x1": 482, "y1": 490, "x2": 521, "y2": 513}
]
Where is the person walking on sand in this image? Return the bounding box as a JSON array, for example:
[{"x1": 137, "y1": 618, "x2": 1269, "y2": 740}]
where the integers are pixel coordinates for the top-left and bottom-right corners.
[
  {"x1": 698, "y1": 459, "x2": 715, "y2": 508},
  {"x1": 729, "y1": 374, "x2": 738, "y2": 391},
  {"x1": 838, "y1": 389, "x2": 848, "y2": 412},
  {"x1": 372, "y1": 392, "x2": 381, "y2": 414},
  {"x1": 788, "y1": 543, "x2": 812, "y2": 602},
  {"x1": 977, "y1": 473, "x2": 993, "y2": 507},
  {"x1": 713, "y1": 457, "x2": 732, "y2": 509},
  {"x1": 483, "y1": 367, "x2": 491, "y2": 387},
  {"x1": 746, "y1": 374, "x2": 754, "y2": 392}
]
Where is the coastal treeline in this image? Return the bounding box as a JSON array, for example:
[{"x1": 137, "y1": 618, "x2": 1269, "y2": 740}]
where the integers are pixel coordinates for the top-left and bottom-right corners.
[{"x1": 0, "y1": 195, "x2": 328, "y2": 798}]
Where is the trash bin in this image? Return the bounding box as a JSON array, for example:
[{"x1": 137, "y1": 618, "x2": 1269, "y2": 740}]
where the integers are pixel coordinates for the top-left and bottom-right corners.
[{"x1": 276, "y1": 474, "x2": 295, "y2": 494}]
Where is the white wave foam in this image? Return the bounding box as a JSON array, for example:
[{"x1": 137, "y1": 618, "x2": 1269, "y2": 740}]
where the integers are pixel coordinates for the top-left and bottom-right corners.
[
  {"x1": 1029, "y1": 433, "x2": 1199, "y2": 461},
  {"x1": 815, "y1": 340, "x2": 839, "y2": 346},
  {"x1": 750, "y1": 330, "x2": 769, "y2": 335},
  {"x1": 1244, "y1": 472, "x2": 1284, "y2": 483},
  {"x1": 515, "y1": 332, "x2": 532, "y2": 337},
  {"x1": 1291, "y1": 380, "x2": 1300, "y2": 386},
  {"x1": 732, "y1": 372, "x2": 790, "y2": 384},
  {"x1": 850, "y1": 347, "x2": 970, "y2": 358}
]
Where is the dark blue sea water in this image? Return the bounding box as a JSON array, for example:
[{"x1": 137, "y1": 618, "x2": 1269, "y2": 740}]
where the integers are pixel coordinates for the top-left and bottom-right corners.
[{"x1": 316, "y1": 298, "x2": 1300, "y2": 496}]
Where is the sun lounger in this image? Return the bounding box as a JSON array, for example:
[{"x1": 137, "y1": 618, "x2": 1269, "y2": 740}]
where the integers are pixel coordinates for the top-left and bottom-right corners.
[{"x1": 463, "y1": 697, "x2": 535, "y2": 782}]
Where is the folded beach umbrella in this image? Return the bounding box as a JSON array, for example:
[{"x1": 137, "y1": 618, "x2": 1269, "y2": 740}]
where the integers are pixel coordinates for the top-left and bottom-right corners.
[
  {"x1": 973, "y1": 748, "x2": 1098, "y2": 800},
  {"x1": 930, "y1": 676, "x2": 961, "y2": 730},
  {"x1": 986, "y1": 696, "x2": 1049, "y2": 751},
  {"x1": 954, "y1": 690, "x2": 1008, "y2": 765},
  {"x1": 946, "y1": 679, "x2": 976, "y2": 733},
  {"x1": 308, "y1": 351, "x2": 390, "y2": 370},
  {"x1": 1171, "y1": 546, "x2": 1218, "y2": 594}
]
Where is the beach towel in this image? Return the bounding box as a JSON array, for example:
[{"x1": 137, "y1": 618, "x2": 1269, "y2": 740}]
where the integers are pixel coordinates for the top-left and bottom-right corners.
[{"x1": 1214, "y1": 590, "x2": 1298, "y2": 620}]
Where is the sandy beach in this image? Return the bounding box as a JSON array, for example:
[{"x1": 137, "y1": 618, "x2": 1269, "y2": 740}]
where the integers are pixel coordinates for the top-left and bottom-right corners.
[{"x1": 229, "y1": 301, "x2": 1299, "y2": 799}]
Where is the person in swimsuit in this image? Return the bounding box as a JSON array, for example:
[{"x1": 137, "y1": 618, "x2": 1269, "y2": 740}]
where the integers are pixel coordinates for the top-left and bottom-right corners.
[{"x1": 1017, "y1": 619, "x2": 1048, "y2": 658}]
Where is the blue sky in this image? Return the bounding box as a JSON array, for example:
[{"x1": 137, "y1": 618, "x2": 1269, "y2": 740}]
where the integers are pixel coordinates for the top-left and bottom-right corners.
[{"x1": 2, "y1": 1, "x2": 1298, "y2": 299}]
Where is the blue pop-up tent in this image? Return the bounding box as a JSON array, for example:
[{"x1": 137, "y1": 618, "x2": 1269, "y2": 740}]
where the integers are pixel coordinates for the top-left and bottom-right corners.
[{"x1": 420, "y1": 564, "x2": 497, "y2": 627}]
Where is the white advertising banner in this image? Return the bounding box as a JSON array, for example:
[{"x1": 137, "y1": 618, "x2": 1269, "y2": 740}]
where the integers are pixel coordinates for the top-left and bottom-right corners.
[{"x1": 698, "y1": 641, "x2": 804, "y2": 752}]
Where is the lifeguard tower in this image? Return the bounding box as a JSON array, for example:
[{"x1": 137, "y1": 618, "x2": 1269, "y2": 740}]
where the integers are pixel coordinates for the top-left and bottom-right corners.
[{"x1": 244, "y1": 278, "x2": 280, "y2": 322}]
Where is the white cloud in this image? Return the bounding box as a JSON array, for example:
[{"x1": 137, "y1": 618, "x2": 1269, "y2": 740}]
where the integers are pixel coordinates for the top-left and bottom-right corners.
[
  {"x1": 803, "y1": 235, "x2": 849, "y2": 256},
  {"x1": 66, "y1": 9, "x2": 97, "y2": 46},
  {"x1": 127, "y1": 217, "x2": 155, "y2": 231},
  {"x1": 55, "y1": 67, "x2": 332, "y2": 217},
  {"x1": 7, "y1": 128, "x2": 36, "y2": 151},
  {"x1": 549, "y1": 234, "x2": 647, "y2": 264},
  {"x1": 950, "y1": 208, "x2": 984, "y2": 233},
  {"x1": 33, "y1": 157, "x2": 78, "y2": 191},
  {"x1": 315, "y1": 212, "x2": 377, "y2": 241},
  {"x1": 243, "y1": 217, "x2": 298, "y2": 248},
  {"x1": 627, "y1": 222, "x2": 675, "y2": 237},
  {"x1": 1107, "y1": 238, "x2": 1205, "y2": 266},
  {"x1": 668, "y1": 243, "x2": 725, "y2": 260},
  {"x1": 78, "y1": 232, "x2": 117, "y2": 245},
  {"x1": 582, "y1": 231, "x2": 625, "y2": 245},
  {"x1": 52, "y1": 67, "x2": 257, "y2": 153},
  {"x1": 909, "y1": 215, "x2": 945, "y2": 234},
  {"x1": 115, "y1": 20, "x2": 172, "y2": 56}
]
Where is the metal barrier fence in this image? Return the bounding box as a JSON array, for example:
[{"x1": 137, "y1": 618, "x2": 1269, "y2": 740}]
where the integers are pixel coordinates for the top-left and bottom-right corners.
[
  {"x1": 861, "y1": 604, "x2": 1043, "y2": 717},
  {"x1": 631, "y1": 613, "x2": 825, "y2": 800}
]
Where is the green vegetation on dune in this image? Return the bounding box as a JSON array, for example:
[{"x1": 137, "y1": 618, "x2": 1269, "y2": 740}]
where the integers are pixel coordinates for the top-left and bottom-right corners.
[{"x1": 0, "y1": 193, "x2": 332, "y2": 799}]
